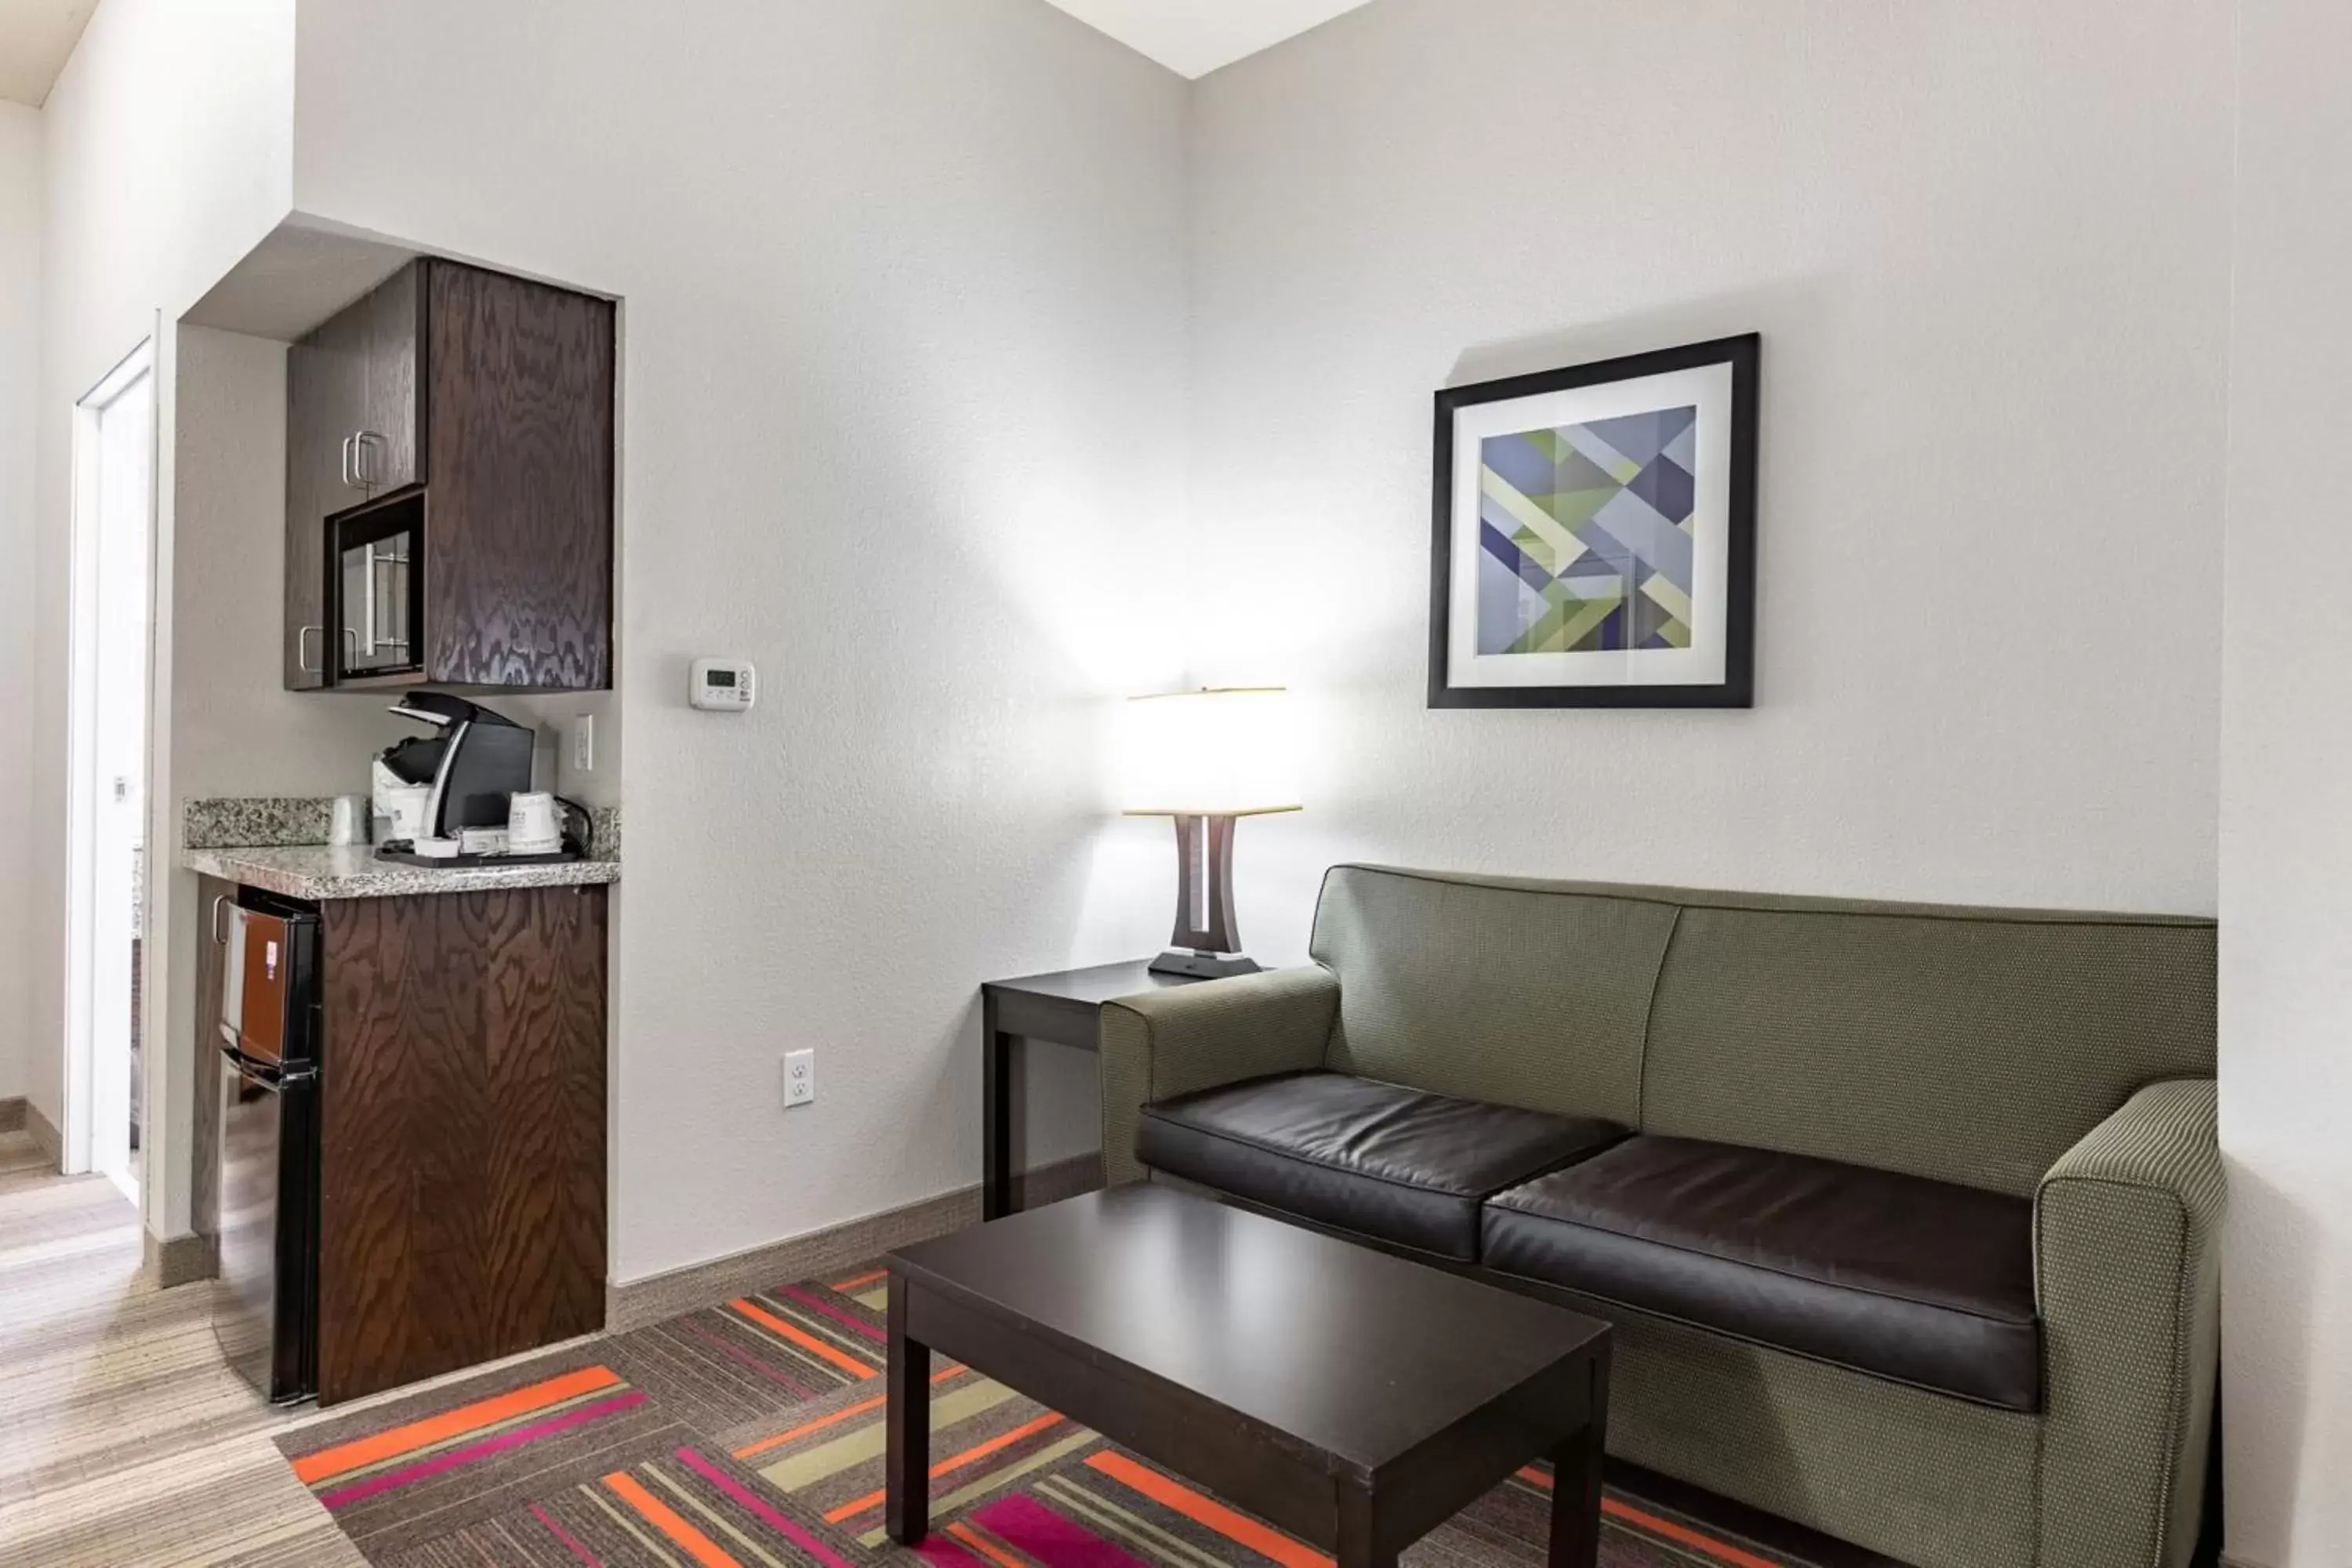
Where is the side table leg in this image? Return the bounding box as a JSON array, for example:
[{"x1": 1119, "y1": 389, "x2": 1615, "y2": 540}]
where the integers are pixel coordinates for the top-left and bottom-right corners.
[
  {"x1": 886, "y1": 1280, "x2": 931, "y2": 1544},
  {"x1": 982, "y1": 990, "x2": 1014, "y2": 1221},
  {"x1": 1547, "y1": 1361, "x2": 1610, "y2": 1568}
]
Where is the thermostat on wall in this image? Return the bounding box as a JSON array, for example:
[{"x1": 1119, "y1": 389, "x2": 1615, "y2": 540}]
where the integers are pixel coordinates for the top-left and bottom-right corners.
[{"x1": 690, "y1": 658, "x2": 757, "y2": 712}]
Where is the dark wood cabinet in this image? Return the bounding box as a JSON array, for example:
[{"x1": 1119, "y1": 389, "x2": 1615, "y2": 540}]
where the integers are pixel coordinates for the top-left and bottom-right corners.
[
  {"x1": 284, "y1": 258, "x2": 613, "y2": 694},
  {"x1": 285, "y1": 307, "x2": 372, "y2": 688},
  {"x1": 314, "y1": 884, "x2": 608, "y2": 1405}
]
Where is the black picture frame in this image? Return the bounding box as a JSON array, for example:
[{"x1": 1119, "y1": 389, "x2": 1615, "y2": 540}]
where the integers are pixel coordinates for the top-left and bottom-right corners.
[{"x1": 1428, "y1": 333, "x2": 1759, "y2": 709}]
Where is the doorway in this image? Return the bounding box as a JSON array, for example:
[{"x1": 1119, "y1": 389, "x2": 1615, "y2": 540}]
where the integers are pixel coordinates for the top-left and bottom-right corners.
[{"x1": 64, "y1": 339, "x2": 155, "y2": 1204}]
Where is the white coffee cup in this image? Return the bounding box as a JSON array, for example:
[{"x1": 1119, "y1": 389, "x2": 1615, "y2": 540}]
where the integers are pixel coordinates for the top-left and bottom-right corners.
[{"x1": 507, "y1": 791, "x2": 561, "y2": 855}]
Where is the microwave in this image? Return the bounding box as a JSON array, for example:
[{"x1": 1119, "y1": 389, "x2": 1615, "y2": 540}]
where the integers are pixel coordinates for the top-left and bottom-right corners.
[{"x1": 329, "y1": 490, "x2": 423, "y2": 681}]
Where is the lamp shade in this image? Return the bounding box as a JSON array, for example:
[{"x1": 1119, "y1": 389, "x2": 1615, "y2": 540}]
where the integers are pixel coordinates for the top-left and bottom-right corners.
[{"x1": 1121, "y1": 688, "x2": 1302, "y2": 818}]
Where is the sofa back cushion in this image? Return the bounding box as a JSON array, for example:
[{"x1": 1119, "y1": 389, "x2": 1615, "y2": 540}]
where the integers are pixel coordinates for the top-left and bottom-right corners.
[
  {"x1": 1640, "y1": 895, "x2": 2217, "y2": 1196},
  {"x1": 1308, "y1": 866, "x2": 2218, "y2": 1198},
  {"x1": 1308, "y1": 866, "x2": 1676, "y2": 1127}
]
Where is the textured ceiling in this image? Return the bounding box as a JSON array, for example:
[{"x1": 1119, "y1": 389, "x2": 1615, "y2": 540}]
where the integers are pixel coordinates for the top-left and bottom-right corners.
[
  {"x1": 0, "y1": 0, "x2": 96, "y2": 107},
  {"x1": 1039, "y1": 0, "x2": 1377, "y2": 78}
]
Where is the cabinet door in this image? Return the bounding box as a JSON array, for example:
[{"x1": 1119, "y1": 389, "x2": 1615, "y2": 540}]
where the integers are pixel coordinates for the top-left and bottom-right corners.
[
  {"x1": 316, "y1": 886, "x2": 608, "y2": 1404},
  {"x1": 284, "y1": 312, "x2": 368, "y2": 689},
  {"x1": 423, "y1": 263, "x2": 615, "y2": 690},
  {"x1": 355, "y1": 263, "x2": 423, "y2": 493}
]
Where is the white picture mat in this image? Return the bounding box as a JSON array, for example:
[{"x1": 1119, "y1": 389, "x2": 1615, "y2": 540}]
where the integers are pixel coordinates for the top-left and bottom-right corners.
[{"x1": 1448, "y1": 361, "x2": 1734, "y2": 688}]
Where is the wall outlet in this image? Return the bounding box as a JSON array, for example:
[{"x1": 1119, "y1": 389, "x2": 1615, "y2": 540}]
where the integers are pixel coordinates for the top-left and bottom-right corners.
[
  {"x1": 782, "y1": 1049, "x2": 816, "y2": 1109},
  {"x1": 572, "y1": 714, "x2": 596, "y2": 774}
]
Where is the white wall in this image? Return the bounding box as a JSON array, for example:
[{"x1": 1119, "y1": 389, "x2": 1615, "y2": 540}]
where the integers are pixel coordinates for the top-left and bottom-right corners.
[
  {"x1": 2217, "y1": 0, "x2": 2352, "y2": 1561},
  {"x1": 1186, "y1": 0, "x2": 2232, "y2": 961},
  {"x1": 31, "y1": 0, "x2": 295, "y2": 1221},
  {"x1": 0, "y1": 104, "x2": 41, "y2": 1106},
  {"x1": 291, "y1": 0, "x2": 1191, "y2": 1282}
]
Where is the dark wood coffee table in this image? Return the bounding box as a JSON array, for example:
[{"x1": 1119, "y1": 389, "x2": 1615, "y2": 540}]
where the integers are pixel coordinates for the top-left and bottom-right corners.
[{"x1": 885, "y1": 1185, "x2": 1612, "y2": 1568}]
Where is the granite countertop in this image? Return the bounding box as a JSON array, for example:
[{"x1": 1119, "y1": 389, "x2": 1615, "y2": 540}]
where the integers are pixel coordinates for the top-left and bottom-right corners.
[
  {"x1": 183, "y1": 842, "x2": 622, "y2": 900},
  {"x1": 181, "y1": 797, "x2": 622, "y2": 901}
]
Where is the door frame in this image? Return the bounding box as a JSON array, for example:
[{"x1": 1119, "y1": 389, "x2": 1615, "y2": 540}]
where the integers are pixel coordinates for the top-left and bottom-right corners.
[{"x1": 62, "y1": 335, "x2": 160, "y2": 1201}]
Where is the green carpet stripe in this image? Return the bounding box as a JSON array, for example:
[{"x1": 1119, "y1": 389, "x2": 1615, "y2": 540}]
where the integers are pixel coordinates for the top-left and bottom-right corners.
[
  {"x1": 855, "y1": 1428, "x2": 1104, "y2": 1548},
  {"x1": 763, "y1": 1377, "x2": 1018, "y2": 1491}
]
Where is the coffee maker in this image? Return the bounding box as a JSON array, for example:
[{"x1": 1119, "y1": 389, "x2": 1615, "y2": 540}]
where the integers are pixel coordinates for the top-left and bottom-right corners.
[{"x1": 371, "y1": 694, "x2": 534, "y2": 844}]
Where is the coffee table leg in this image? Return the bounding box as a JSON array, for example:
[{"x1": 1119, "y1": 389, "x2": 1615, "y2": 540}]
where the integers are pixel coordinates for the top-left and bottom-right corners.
[
  {"x1": 887, "y1": 1282, "x2": 930, "y2": 1544},
  {"x1": 1547, "y1": 1366, "x2": 1610, "y2": 1568},
  {"x1": 1336, "y1": 1484, "x2": 1396, "y2": 1568}
]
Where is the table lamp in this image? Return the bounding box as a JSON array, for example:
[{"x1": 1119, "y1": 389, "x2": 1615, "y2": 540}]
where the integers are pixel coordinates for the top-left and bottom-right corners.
[{"x1": 1122, "y1": 688, "x2": 1302, "y2": 978}]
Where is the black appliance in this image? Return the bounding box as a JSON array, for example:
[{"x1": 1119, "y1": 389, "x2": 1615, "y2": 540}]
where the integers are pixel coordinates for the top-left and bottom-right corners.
[
  {"x1": 330, "y1": 491, "x2": 423, "y2": 680},
  {"x1": 212, "y1": 887, "x2": 322, "y2": 1405},
  {"x1": 374, "y1": 692, "x2": 535, "y2": 840}
]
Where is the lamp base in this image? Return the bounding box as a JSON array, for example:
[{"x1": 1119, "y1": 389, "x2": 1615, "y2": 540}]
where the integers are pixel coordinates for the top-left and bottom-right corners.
[{"x1": 1149, "y1": 949, "x2": 1264, "y2": 981}]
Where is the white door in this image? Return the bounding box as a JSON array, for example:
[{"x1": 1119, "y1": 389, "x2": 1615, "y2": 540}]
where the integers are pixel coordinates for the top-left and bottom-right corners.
[{"x1": 67, "y1": 340, "x2": 154, "y2": 1203}]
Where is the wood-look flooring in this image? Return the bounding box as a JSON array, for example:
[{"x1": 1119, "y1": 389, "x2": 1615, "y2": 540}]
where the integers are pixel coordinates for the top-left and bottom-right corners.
[{"x1": 0, "y1": 1129, "x2": 361, "y2": 1566}]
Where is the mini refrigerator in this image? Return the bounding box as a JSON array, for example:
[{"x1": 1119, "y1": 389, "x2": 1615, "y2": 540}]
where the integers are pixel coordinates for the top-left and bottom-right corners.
[{"x1": 212, "y1": 888, "x2": 322, "y2": 1404}]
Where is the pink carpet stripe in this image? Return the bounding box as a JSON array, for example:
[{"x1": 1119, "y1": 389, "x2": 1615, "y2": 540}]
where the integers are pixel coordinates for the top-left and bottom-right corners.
[
  {"x1": 975, "y1": 1494, "x2": 1152, "y2": 1568},
  {"x1": 318, "y1": 1391, "x2": 648, "y2": 1511},
  {"x1": 916, "y1": 1534, "x2": 993, "y2": 1568},
  {"x1": 674, "y1": 1445, "x2": 855, "y2": 1568},
  {"x1": 686, "y1": 1323, "x2": 822, "y2": 1398},
  {"x1": 532, "y1": 1502, "x2": 607, "y2": 1567},
  {"x1": 775, "y1": 1283, "x2": 889, "y2": 1343}
]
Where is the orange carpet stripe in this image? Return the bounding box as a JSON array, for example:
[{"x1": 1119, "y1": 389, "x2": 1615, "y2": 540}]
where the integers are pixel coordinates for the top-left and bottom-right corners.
[
  {"x1": 292, "y1": 1365, "x2": 622, "y2": 1484},
  {"x1": 730, "y1": 1298, "x2": 879, "y2": 1380},
  {"x1": 604, "y1": 1470, "x2": 742, "y2": 1568},
  {"x1": 831, "y1": 1269, "x2": 888, "y2": 1291},
  {"x1": 822, "y1": 1411, "x2": 1068, "y2": 1522},
  {"x1": 1515, "y1": 1467, "x2": 1778, "y2": 1568},
  {"x1": 1087, "y1": 1451, "x2": 1333, "y2": 1568},
  {"x1": 731, "y1": 1364, "x2": 968, "y2": 1459},
  {"x1": 1601, "y1": 1498, "x2": 1780, "y2": 1568},
  {"x1": 949, "y1": 1520, "x2": 1030, "y2": 1568}
]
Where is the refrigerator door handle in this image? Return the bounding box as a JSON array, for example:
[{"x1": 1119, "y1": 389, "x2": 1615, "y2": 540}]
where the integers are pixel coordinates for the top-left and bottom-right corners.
[{"x1": 219, "y1": 1044, "x2": 317, "y2": 1093}]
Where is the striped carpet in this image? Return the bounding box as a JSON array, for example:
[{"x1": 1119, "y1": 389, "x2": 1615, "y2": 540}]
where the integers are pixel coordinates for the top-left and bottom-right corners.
[{"x1": 278, "y1": 1264, "x2": 1847, "y2": 1568}]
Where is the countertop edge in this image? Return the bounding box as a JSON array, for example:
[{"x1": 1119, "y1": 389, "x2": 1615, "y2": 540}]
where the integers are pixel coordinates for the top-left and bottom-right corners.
[{"x1": 183, "y1": 847, "x2": 622, "y2": 900}]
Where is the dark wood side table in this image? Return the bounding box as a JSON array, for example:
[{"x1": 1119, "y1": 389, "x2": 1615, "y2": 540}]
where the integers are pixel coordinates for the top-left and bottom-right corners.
[{"x1": 979, "y1": 961, "x2": 1203, "y2": 1221}]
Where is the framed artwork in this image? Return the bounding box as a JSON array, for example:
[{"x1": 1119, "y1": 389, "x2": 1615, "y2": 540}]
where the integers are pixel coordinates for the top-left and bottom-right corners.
[{"x1": 1428, "y1": 334, "x2": 1759, "y2": 708}]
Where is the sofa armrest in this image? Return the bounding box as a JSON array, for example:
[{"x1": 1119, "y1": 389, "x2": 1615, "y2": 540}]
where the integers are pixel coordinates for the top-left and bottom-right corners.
[
  {"x1": 2033, "y1": 1079, "x2": 2223, "y2": 1568},
  {"x1": 1098, "y1": 965, "x2": 1339, "y2": 1186}
]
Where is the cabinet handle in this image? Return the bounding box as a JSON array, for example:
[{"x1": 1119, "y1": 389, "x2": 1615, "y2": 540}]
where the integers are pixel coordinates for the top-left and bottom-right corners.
[
  {"x1": 210, "y1": 895, "x2": 230, "y2": 946},
  {"x1": 340, "y1": 434, "x2": 355, "y2": 489},
  {"x1": 354, "y1": 430, "x2": 386, "y2": 488},
  {"x1": 298, "y1": 623, "x2": 322, "y2": 673}
]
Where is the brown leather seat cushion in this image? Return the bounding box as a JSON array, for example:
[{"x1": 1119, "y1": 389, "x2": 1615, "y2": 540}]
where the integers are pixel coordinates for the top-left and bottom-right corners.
[
  {"x1": 1137, "y1": 1071, "x2": 1625, "y2": 1260},
  {"x1": 1482, "y1": 1135, "x2": 2041, "y2": 1410}
]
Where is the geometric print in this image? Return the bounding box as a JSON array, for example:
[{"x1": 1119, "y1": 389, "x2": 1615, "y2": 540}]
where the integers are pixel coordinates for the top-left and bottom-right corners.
[
  {"x1": 1477, "y1": 405, "x2": 1698, "y2": 655},
  {"x1": 278, "y1": 1261, "x2": 1846, "y2": 1567}
]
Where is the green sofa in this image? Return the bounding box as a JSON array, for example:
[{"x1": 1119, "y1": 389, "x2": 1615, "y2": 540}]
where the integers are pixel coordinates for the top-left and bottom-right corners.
[{"x1": 1098, "y1": 865, "x2": 2220, "y2": 1568}]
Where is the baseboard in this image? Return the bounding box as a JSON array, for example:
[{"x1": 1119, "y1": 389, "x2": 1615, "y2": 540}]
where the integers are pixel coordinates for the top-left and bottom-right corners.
[
  {"x1": 0, "y1": 1096, "x2": 24, "y2": 1134},
  {"x1": 608, "y1": 1152, "x2": 1104, "y2": 1333},
  {"x1": 145, "y1": 1229, "x2": 216, "y2": 1289},
  {"x1": 24, "y1": 1101, "x2": 61, "y2": 1165}
]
